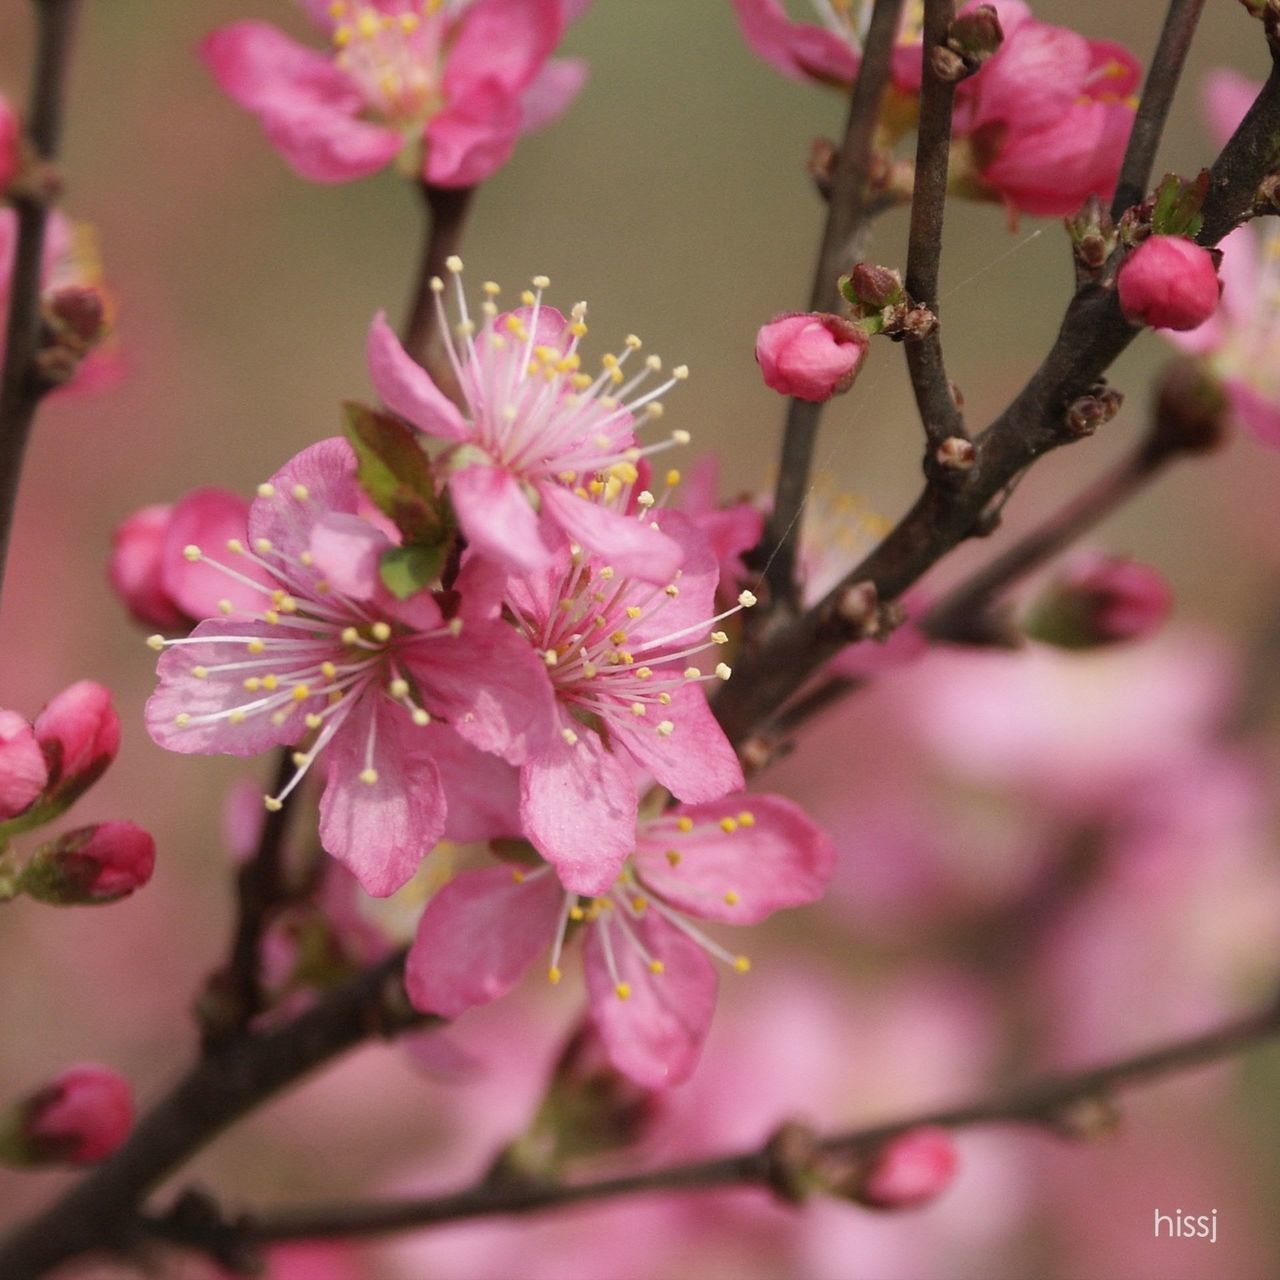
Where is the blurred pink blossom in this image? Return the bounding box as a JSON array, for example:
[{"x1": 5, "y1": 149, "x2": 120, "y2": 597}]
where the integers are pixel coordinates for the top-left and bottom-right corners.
[
  {"x1": 1118, "y1": 236, "x2": 1221, "y2": 331},
  {"x1": 1, "y1": 1064, "x2": 133, "y2": 1166}
]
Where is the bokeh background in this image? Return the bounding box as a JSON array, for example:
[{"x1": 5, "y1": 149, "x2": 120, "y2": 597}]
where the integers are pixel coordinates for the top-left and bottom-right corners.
[{"x1": 1, "y1": 1, "x2": 1279, "y2": 1277}]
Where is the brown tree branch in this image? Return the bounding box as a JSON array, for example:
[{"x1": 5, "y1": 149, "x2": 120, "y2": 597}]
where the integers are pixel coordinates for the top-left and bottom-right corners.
[
  {"x1": 903, "y1": 0, "x2": 966, "y2": 449},
  {"x1": 401, "y1": 182, "x2": 475, "y2": 373},
  {"x1": 142, "y1": 997, "x2": 1280, "y2": 1257},
  {"x1": 1110, "y1": 0, "x2": 1208, "y2": 218},
  {"x1": 715, "y1": 60, "x2": 1280, "y2": 746},
  {"x1": 765, "y1": 0, "x2": 905, "y2": 609},
  {"x1": 0, "y1": 0, "x2": 81, "y2": 611}
]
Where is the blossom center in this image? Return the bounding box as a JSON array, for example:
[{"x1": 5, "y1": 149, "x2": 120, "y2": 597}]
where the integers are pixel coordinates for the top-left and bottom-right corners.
[{"x1": 330, "y1": 0, "x2": 447, "y2": 128}]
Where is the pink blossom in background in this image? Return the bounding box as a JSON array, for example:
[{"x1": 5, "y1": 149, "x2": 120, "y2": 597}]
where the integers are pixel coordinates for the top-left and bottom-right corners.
[
  {"x1": 755, "y1": 312, "x2": 868, "y2": 401},
  {"x1": 504, "y1": 509, "x2": 745, "y2": 891},
  {"x1": 406, "y1": 793, "x2": 833, "y2": 1085},
  {"x1": 202, "y1": 0, "x2": 587, "y2": 188},
  {"x1": 20, "y1": 820, "x2": 156, "y2": 905},
  {"x1": 0, "y1": 94, "x2": 19, "y2": 193},
  {"x1": 855, "y1": 1127, "x2": 959, "y2": 1210},
  {"x1": 1026, "y1": 551, "x2": 1173, "y2": 648},
  {"x1": 1, "y1": 1065, "x2": 133, "y2": 1166},
  {"x1": 368, "y1": 270, "x2": 688, "y2": 581},
  {"x1": 146, "y1": 437, "x2": 556, "y2": 897},
  {"x1": 1118, "y1": 235, "x2": 1221, "y2": 331},
  {"x1": 0, "y1": 709, "x2": 47, "y2": 820}
]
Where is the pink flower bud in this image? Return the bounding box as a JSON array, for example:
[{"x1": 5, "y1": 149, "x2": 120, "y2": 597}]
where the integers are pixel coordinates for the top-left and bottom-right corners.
[
  {"x1": 1, "y1": 1065, "x2": 133, "y2": 1166},
  {"x1": 1026, "y1": 553, "x2": 1173, "y2": 649},
  {"x1": 108, "y1": 503, "x2": 187, "y2": 629},
  {"x1": 33, "y1": 680, "x2": 120, "y2": 805},
  {"x1": 20, "y1": 821, "x2": 156, "y2": 905},
  {"x1": 0, "y1": 710, "x2": 47, "y2": 821},
  {"x1": 856, "y1": 1126, "x2": 958, "y2": 1210},
  {"x1": 755, "y1": 312, "x2": 868, "y2": 402},
  {"x1": 1118, "y1": 236, "x2": 1221, "y2": 331}
]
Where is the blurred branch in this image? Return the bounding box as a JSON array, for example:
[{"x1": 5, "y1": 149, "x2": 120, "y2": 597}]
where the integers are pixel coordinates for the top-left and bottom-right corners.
[
  {"x1": 715, "y1": 63, "x2": 1280, "y2": 746},
  {"x1": 141, "y1": 997, "x2": 1280, "y2": 1261},
  {"x1": 904, "y1": 0, "x2": 966, "y2": 449},
  {"x1": 765, "y1": 0, "x2": 905, "y2": 610},
  {"x1": 0, "y1": 950, "x2": 432, "y2": 1280},
  {"x1": 0, "y1": 0, "x2": 81, "y2": 611},
  {"x1": 402, "y1": 182, "x2": 475, "y2": 376},
  {"x1": 1110, "y1": 0, "x2": 1208, "y2": 218}
]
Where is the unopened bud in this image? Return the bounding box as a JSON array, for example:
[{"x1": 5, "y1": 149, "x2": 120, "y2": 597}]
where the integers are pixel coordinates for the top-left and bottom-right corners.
[
  {"x1": 895, "y1": 305, "x2": 939, "y2": 341},
  {"x1": 851, "y1": 1127, "x2": 958, "y2": 1210},
  {"x1": 1147, "y1": 358, "x2": 1230, "y2": 458},
  {"x1": 947, "y1": 5, "x2": 1004, "y2": 66},
  {"x1": 840, "y1": 262, "x2": 904, "y2": 311},
  {"x1": 46, "y1": 285, "x2": 106, "y2": 346},
  {"x1": 1118, "y1": 236, "x2": 1220, "y2": 331},
  {"x1": 0, "y1": 1065, "x2": 133, "y2": 1166},
  {"x1": 20, "y1": 821, "x2": 156, "y2": 905},
  {"x1": 755, "y1": 312, "x2": 868, "y2": 402},
  {"x1": 935, "y1": 436, "x2": 976, "y2": 471},
  {"x1": 929, "y1": 45, "x2": 968, "y2": 82},
  {"x1": 1024, "y1": 553, "x2": 1172, "y2": 650},
  {"x1": 1065, "y1": 385, "x2": 1123, "y2": 437},
  {"x1": 833, "y1": 580, "x2": 880, "y2": 639},
  {"x1": 33, "y1": 680, "x2": 121, "y2": 810},
  {"x1": 0, "y1": 710, "x2": 47, "y2": 822}
]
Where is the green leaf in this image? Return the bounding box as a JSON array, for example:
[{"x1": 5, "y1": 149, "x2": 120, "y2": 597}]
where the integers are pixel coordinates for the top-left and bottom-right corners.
[
  {"x1": 378, "y1": 543, "x2": 447, "y2": 600},
  {"x1": 342, "y1": 401, "x2": 449, "y2": 546},
  {"x1": 1150, "y1": 171, "x2": 1208, "y2": 238}
]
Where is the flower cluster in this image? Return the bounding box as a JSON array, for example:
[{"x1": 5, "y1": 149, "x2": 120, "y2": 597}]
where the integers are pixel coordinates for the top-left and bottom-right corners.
[
  {"x1": 138, "y1": 266, "x2": 835, "y2": 1083},
  {"x1": 731, "y1": 0, "x2": 1141, "y2": 219},
  {"x1": 203, "y1": 0, "x2": 589, "y2": 188}
]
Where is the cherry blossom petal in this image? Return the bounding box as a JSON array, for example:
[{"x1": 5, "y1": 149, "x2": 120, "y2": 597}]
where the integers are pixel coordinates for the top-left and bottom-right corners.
[
  {"x1": 309, "y1": 512, "x2": 391, "y2": 601},
  {"x1": 424, "y1": 88, "x2": 523, "y2": 188},
  {"x1": 520, "y1": 728, "x2": 636, "y2": 894},
  {"x1": 405, "y1": 865, "x2": 563, "y2": 1016},
  {"x1": 161, "y1": 488, "x2": 266, "y2": 620},
  {"x1": 519, "y1": 58, "x2": 588, "y2": 134},
  {"x1": 443, "y1": 0, "x2": 562, "y2": 102},
  {"x1": 970, "y1": 21, "x2": 1089, "y2": 134},
  {"x1": 635, "y1": 794, "x2": 835, "y2": 925},
  {"x1": 1205, "y1": 68, "x2": 1259, "y2": 148},
  {"x1": 449, "y1": 463, "x2": 556, "y2": 573},
  {"x1": 248, "y1": 438, "x2": 361, "y2": 563},
  {"x1": 537, "y1": 484, "x2": 683, "y2": 584},
  {"x1": 729, "y1": 0, "x2": 859, "y2": 86},
  {"x1": 366, "y1": 313, "x2": 469, "y2": 441},
  {"x1": 607, "y1": 684, "x2": 743, "y2": 804},
  {"x1": 623, "y1": 508, "x2": 720, "y2": 641},
  {"x1": 584, "y1": 913, "x2": 718, "y2": 1088},
  {"x1": 318, "y1": 695, "x2": 445, "y2": 897},
  {"x1": 425, "y1": 724, "x2": 523, "y2": 842},
  {"x1": 402, "y1": 620, "x2": 557, "y2": 765},
  {"x1": 259, "y1": 100, "x2": 401, "y2": 183},
  {"x1": 0, "y1": 711, "x2": 47, "y2": 820}
]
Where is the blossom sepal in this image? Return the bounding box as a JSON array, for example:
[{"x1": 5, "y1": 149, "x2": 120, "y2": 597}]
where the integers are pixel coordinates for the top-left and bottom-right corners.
[{"x1": 15, "y1": 822, "x2": 156, "y2": 906}]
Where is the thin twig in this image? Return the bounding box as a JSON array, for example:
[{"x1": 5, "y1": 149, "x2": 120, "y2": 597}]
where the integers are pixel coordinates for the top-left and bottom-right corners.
[
  {"x1": 1110, "y1": 0, "x2": 1208, "y2": 218},
  {"x1": 765, "y1": 0, "x2": 906, "y2": 609},
  {"x1": 903, "y1": 0, "x2": 965, "y2": 448},
  {"x1": 143, "y1": 998, "x2": 1280, "y2": 1253},
  {"x1": 714, "y1": 60, "x2": 1280, "y2": 746},
  {"x1": 401, "y1": 182, "x2": 475, "y2": 372},
  {"x1": 0, "y1": 0, "x2": 81, "y2": 611}
]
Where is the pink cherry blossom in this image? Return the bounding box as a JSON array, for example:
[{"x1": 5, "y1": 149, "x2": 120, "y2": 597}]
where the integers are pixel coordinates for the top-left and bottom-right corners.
[
  {"x1": 20, "y1": 821, "x2": 156, "y2": 905},
  {"x1": 1118, "y1": 236, "x2": 1220, "y2": 332},
  {"x1": 109, "y1": 489, "x2": 267, "y2": 630},
  {"x1": 3, "y1": 1065, "x2": 133, "y2": 1166},
  {"x1": 505, "y1": 509, "x2": 748, "y2": 891},
  {"x1": 202, "y1": 1, "x2": 587, "y2": 188},
  {"x1": 405, "y1": 792, "x2": 835, "y2": 1086},
  {"x1": 34, "y1": 680, "x2": 120, "y2": 808},
  {"x1": 755, "y1": 312, "x2": 868, "y2": 402},
  {"x1": 1027, "y1": 552, "x2": 1173, "y2": 648},
  {"x1": 146, "y1": 438, "x2": 556, "y2": 897},
  {"x1": 0, "y1": 710, "x2": 47, "y2": 821},
  {"x1": 367, "y1": 263, "x2": 692, "y2": 581}
]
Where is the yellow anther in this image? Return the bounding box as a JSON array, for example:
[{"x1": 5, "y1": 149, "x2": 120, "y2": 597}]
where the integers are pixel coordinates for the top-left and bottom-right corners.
[
  {"x1": 625, "y1": 606, "x2": 642, "y2": 620},
  {"x1": 263, "y1": 610, "x2": 280, "y2": 626},
  {"x1": 676, "y1": 817, "x2": 694, "y2": 833},
  {"x1": 683, "y1": 667, "x2": 701, "y2": 680},
  {"x1": 191, "y1": 665, "x2": 208, "y2": 679},
  {"x1": 278, "y1": 596, "x2": 298, "y2": 614},
  {"x1": 733, "y1": 956, "x2": 752, "y2": 973},
  {"x1": 598, "y1": 566, "x2": 615, "y2": 581},
  {"x1": 615, "y1": 982, "x2": 632, "y2": 1001},
  {"x1": 631, "y1": 895, "x2": 648, "y2": 912},
  {"x1": 657, "y1": 720, "x2": 675, "y2": 736},
  {"x1": 603, "y1": 476, "x2": 623, "y2": 502},
  {"x1": 292, "y1": 751, "x2": 310, "y2": 768},
  {"x1": 512, "y1": 868, "x2": 526, "y2": 883},
  {"x1": 666, "y1": 469, "x2": 681, "y2": 487},
  {"x1": 636, "y1": 491, "x2": 655, "y2": 508},
  {"x1": 264, "y1": 796, "x2": 284, "y2": 812},
  {"x1": 174, "y1": 712, "x2": 191, "y2": 727},
  {"x1": 226, "y1": 538, "x2": 244, "y2": 555},
  {"x1": 412, "y1": 709, "x2": 431, "y2": 726},
  {"x1": 587, "y1": 479, "x2": 604, "y2": 495},
  {"x1": 672, "y1": 428, "x2": 691, "y2": 445},
  {"x1": 738, "y1": 811, "x2": 755, "y2": 827},
  {"x1": 242, "y1": 677, "x2": 260, "y2": 692},
  {"x1": 341, "y1": 626, "x2": 359, "y2": 645},
  {"x1": 371, "y1": 621, "x2": 391, "y2": 642},
  {"x1": 636, "y1": 666, "x2": 653, "y2": 680},
  {"x1": 182, "y1": 544, "x2": 202, "y2": 562},
  {"x1": 482, "y1": 280, "x2": 501, "y2": 296},
  {"x1": 229, "y1": 710, "x2": 246, "y2": 725},
  {"x1": 333, "y1": 22, "x2": 352, "y2": 46},
  {"x1": 321, "y1": 661, "x2": 337, "y2": 680},
  {"x1": 666, "y1": 849, "x2": 682, "y2": 866},
  {"x1": 608, "y1": 461, "x2": 639, "y2": 484},
  {"x1": 305, "y1": 713, "x2": 323, "y2": 730},
  {"x1": 569, "y1": 905, "x2": 585, "y2": 921},
  {"x1": 610, "y1": 630, "x2": 628, "y2": 645},
  {"x1": 328, "y1": 690, "x2": 343, "y2": 705},
  {"x1": 388, "y1": 678, "x2": 409, "y2": 699},
  {"x1": 630, "y1": 702, "x2": 646, "y2": 716},
  {"x1": 720, "y1": 816, "x2": 739, "y2": 834},
  {"x1": 520, "y1": 290, "x2": 536, "y2": 307},
  {"x1": 359, "y1": 767, "x2": 379, "y2": 786},
  {"x1": 255, "y1": 540, "x2": 273, "y2": 557},
  {"x1": 664, "y1": 584, "x2": 680, "y2": 597},
  {"x1": 445, "y1": 255, "x2": 463, "y2": 273},
  {"x1": 602, "y1": 352, "x2": 619, "y2": 370},
  {"x1": 448, "y1": 618, "x2": 463, "y2": 637},
  {"x1": 399, "y1": 11, "x2": 419, "y2": 30},
  {"x1": 247, "y1": 639, "x2": 265, "y2": 655},
  {"x1": 646, "y1": 402, "x2": 665, "y2": 419},
  {"x1": 673, "y1": 365, "x2": 689, "y2": 380},
  {"x1": 716, "y1": 663, "x2": 732, "y2": 680},
  {"x1": 649, "y1": 959, "x2": 665, "y2": 975},
  {"x1": 292, "y1": 685, "x2": 310, "y2": 702},
  {"x1": 657, "y1": 692, "x2": 671, "y2": 705},
  {"x1": 543, "y1": 649, "x2": 559, "y2": 667},
  {"x1": 572, "y1": 372, "x2": 593, "y2": 389},
  {"x1": 429, "y1": 276, "x2": 445, "y2": 293},
  {"x1": 261, "y1": 675, "x2": 278, "y2": 691},
  {"x1": 561, "y1": 727, "x2": 579, "y2": 746},
  {"x1": 711, "y1": 631, "x2": 729, "y2": 645},
  {"x1": 257, "y1": 482, "x2": 276, "y2": 498},
  {"x1": 548, "y1": 966, "x2": 563, "y2": 985},
  {"x1": 218, "y1": 599, "x2": 234, "y2": 615},
  {"x1": 738, "y1": 590, "x2": 758, "y2": 608},
  {"x1": 146, "y1": 634, "x2": 165, "y2": 651},
  {"x1": 532, "y1": 274, "x2": 551, "y2": 289}
]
